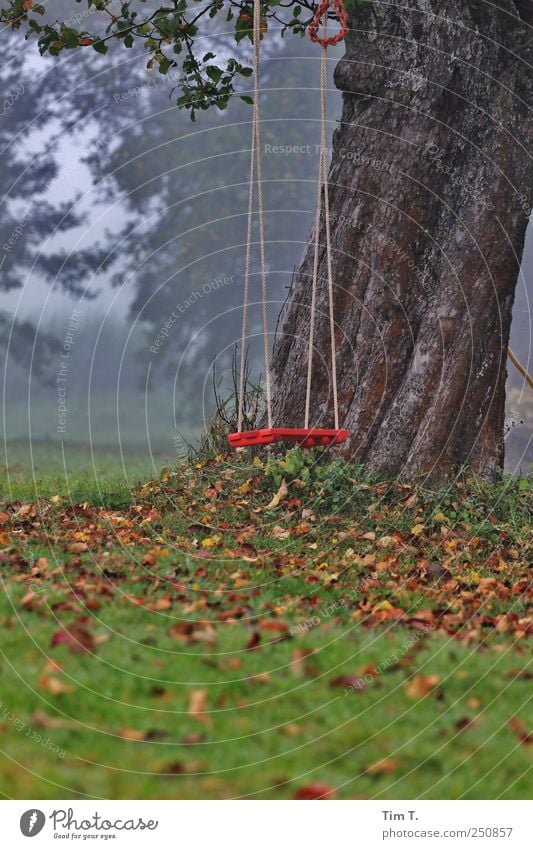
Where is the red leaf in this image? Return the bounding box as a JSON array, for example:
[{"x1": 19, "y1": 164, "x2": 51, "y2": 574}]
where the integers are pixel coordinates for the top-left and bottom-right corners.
[
  {"x1": 294, "y1": 783, "x2": 336, "y2": 800},
  {"x1": 51, "y1": 626, "x2": 95, "y2": 654},
  {"x1": 246, "y1": 631, "x2": 261, "y2": 650},
  {"x1": 330, "y1": 675, "x2": 367, "y2": 692}
]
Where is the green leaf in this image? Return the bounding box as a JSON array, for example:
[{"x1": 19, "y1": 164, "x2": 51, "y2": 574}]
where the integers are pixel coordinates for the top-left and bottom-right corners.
[{"x1": 92, "y1": 40, "x2": 108, "y2": 55}]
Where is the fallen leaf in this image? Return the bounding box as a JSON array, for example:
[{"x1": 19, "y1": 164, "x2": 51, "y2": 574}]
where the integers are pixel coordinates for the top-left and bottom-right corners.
[
  {"x1": 201, "y1": 535, "x2": 221, "y2": 549},
  {"x1": 271, "y1": 526, "x2": 290, "y2": 540},
  {"x1": 39, "y1": 675, "x2": 74, "y2": 696},
  {"x1": 294, "y1": 782, "x2": 336, "y2": 800},
  {"x1": 119, "y1": 728, "x2": 146, "y2": 741},
  {"x1": 245, "y1": 631, "x2": 261, "y2": 650},
  {"x1": 366, "y1": 757, "x2": 399, "y2": 775},
  {"x1": 68, "y1": 542, "x2": 88, "y2": 553},
  {"x1": 426, "y1": 563, "x2": 452, "y2": 581},
  {"x1": 405, "y1": 674, "x2": 440, "y2": 699},
  {"x1": 508, "y1": 716, "x2": 532, "y2": 745},
  {"x1": 188, "y1": 689, "x2": 211, "y2": 725},
  {"x1": 266, "y1": 479, "x2": 288, "y2": 510},
  {"x1": 31, "y1": 710, "x2": 66, "y2": 730},
  {"x1": 149, "y1": 597, "x2": 172, "y2": 611},
  {"x1": 330, "y1": 675, "x2": 367, "y2": 692},
  {"x1": 51, "y1": 625, "x2": 95, "y2": 654}
]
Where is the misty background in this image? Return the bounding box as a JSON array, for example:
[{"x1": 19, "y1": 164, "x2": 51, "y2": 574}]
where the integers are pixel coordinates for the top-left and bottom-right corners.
[{"x1": 1, "y1": 1, "x2": 531, "y2": 477}]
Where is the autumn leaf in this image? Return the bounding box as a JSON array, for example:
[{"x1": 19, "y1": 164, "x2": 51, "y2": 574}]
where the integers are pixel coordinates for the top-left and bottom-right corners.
[
  {"x1": 38, "y1": 675, "x2": 74, "y2": 696},
  {"x1": 366, "y1": 757, "x2": 399, "y2": 775},
  {"x1": 148, "y1": 597, "x2": 172, "y2": 611},
  {"x1": 68, "y1": 542, "x2": 89, "y2": 553},
  {"x1": 51, "y1": 625, "x2": 95, "y2": 654},
  {"x1": 405, "y1": 673, "x2": 440, "y2": 699},
  {"x1": 265, "y1": 478, "x2": 288, "y2": 510},
  {"x1": 119, "y1": 728, "x2": 147, "y2": 741},
  {"x1": 330, "y1": 675, "x2": 367, "y2": 692},
  {"x1": 294, "y1": 782, "x2": 336, "y2": 800},
  {"x1": 508, "y1": 716, "x2": 532, "y2": 745},
  {"x1": 201, "y1": 535, "x2": 221, "y2": 548},
  {"x1": 188, "y1": 689, "x2": 211, "y2": 725},
  {"x1": 245, "y1": 631, "x2": 261, "y2": 650}
]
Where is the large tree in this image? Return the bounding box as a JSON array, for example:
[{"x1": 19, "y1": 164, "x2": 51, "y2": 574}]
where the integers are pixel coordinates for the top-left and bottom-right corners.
[{"x1": 2, "y1": 0, "x2": 531, "y2": 478}]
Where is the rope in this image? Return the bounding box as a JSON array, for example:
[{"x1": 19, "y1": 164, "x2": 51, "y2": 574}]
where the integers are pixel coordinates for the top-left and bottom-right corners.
[
  {"x1": 508, "y1": 346, "x2": 533, "y2": 391},
  {"x1": 237, "y1": 0, "x2": 272, "y2": 432},
  {"x1": 305, "y1": 6, "x2": 343, "y2": 430},
  {"x1": 304, "y1": 67, "x2": 326, "y2": 429},
  {"x1": 237, "y1": 77, "x2": 256, "y2": 433},
  {"x1": 309, "y1": 0, "x2": 348, "y2": 46}
]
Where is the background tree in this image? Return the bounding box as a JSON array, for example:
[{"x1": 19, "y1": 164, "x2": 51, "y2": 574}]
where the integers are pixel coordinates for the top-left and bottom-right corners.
[{"x1": 2, "y1": 0, "x2": 531, "y2": 478}]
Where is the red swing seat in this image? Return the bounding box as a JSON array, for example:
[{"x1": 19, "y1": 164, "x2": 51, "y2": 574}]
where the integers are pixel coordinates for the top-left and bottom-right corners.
[{"x1": 228, "y1": 427, "x2": 348, "y2": 449}]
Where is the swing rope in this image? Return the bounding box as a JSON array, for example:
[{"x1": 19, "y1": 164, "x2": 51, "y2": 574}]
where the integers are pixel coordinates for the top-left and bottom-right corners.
[
  {"x1": 237, "y1": 0, "x2": 272, "y2": 433},
  {"x1": 305, "y1": 13, "x2": 342, "y2": 429},
  {"x1": 508, "y1": 347, "x2": 533, "y2": 392}
]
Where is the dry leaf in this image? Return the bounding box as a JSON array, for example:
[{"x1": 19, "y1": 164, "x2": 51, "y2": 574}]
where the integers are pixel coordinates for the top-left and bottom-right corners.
[
  {"x1": 266, "y1": 479, "x2": 288, "y2": 510},
  {"x1": 405, "y1": 673, "x2": 440, "y2": 699},
  {"x1": 294, "y1": 782, "x2": 336, "y2": 800},
  {"x1": 39, "y1": 675, "x2": 74, "y2": 696},
  {"x1": 188, "y1": 689, "x2": 211, "y2": 725},
  {"x1": 119, "y1": 728, "x2": 146, "y2": 741},
  {"x1": 366, "y1": 757, "x2": 399, "y2": 775}
]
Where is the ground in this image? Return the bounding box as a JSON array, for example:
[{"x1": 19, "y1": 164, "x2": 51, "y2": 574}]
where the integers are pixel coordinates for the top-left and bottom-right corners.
[{"x1": 0, "y1": 442, "x2": 531, "y2": 799}]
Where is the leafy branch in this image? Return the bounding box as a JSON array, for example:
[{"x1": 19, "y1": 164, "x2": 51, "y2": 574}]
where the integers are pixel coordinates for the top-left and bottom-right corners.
[{"x1": 1, "y1": 0, "x2": 343, "y2": 118}]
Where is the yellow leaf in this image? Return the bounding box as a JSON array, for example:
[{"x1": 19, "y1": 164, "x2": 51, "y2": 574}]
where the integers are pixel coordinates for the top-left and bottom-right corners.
[
  {"x1": 378, "y1": 535, "x2": 395, "y2": 548},
  {"x1": 201, "y1": 535, "x2": 221, "y2": 549},
  {"x1": 411, "y1": 523, "x2": 425, "y2": 536}
]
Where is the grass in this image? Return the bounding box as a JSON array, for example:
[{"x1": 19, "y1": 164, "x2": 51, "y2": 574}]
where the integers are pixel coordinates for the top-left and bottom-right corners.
[
  {"x1": 1, "y1": 440, "x2": 174, "y2": 507},
  {"x1": 0, "y1": 444, "x2": 530, "y2": 799}
]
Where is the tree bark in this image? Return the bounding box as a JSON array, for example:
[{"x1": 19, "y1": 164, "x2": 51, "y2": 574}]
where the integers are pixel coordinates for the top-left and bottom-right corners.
[{"x1": 271, "y1": 0, "x2": 532, "y2": 479}]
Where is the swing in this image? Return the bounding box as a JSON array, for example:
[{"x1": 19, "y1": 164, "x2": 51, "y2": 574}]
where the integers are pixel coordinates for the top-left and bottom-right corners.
[{"x1": 228, "y1": 0, "x2": 349, "y2": 450}]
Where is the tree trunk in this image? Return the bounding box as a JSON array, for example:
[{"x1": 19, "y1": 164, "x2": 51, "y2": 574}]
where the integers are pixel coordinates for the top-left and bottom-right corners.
[{"x1": 270, "y1": 0, "x2": 532, "y2": 479}]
